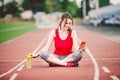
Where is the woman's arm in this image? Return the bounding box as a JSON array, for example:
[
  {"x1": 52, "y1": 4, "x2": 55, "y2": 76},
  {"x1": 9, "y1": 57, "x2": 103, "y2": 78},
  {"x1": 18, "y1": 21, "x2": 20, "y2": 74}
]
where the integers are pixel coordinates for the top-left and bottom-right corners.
[
  {"x1": 72, "y1": 29, "x2": 80, "y2": 51},
  {"x1": 72, "y1": 29, "x2": 86, "y2": 52}
]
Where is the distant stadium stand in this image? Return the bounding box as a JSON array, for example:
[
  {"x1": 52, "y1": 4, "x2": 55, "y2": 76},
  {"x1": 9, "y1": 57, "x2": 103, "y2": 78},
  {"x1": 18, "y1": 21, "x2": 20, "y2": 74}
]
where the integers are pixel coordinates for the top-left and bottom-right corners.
[{"x1": 88, "y1": 4, "x2": 120, "y2": 26}]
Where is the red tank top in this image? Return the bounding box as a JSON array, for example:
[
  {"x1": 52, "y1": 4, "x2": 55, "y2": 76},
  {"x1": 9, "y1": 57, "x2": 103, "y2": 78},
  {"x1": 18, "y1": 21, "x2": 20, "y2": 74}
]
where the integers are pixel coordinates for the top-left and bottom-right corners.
[{"x1": 54, "y1": 28, "x2": 73, "y2": 56}]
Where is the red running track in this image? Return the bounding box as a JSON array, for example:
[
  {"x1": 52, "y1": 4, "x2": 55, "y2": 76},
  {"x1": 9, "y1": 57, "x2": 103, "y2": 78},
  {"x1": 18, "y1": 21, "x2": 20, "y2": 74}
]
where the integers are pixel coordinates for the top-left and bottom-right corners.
[{"x1": 0, "y1": 27, "x2": 120, "y2": 80}]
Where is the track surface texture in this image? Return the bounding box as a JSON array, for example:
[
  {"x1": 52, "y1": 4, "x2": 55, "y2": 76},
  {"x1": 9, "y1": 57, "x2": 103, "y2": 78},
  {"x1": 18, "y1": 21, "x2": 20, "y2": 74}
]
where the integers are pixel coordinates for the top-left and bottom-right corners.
[{"x1": 0, "y1": 26, "x2": 120, "y2": 80}]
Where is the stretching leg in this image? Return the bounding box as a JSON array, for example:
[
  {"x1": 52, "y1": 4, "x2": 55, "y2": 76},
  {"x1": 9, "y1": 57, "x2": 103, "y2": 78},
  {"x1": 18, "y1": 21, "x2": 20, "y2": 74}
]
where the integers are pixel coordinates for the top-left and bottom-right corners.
[
  {"x1": 39, "y1": 51, "x2": 66, "y2": 66},
  {"x1": 62, "y1": 51, "x2": 83, "y2": 63}
]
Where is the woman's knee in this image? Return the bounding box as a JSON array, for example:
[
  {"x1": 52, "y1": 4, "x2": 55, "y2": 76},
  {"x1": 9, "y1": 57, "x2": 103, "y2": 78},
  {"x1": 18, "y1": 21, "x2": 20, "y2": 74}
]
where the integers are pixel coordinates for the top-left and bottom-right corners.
[
  {"x1": 72, "y1": 51, "x2": 83, "y2": 62},
  {"x1": 39, "y1": 51, "x2": 50, "y2": 60}
]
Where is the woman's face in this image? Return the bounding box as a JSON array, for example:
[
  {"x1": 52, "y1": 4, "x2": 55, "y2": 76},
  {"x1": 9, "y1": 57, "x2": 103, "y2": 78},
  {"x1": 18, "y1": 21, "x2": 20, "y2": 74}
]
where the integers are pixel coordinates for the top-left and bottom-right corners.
[{"x1": 61, "y1": 18, "x2": 72, "y2": 31}]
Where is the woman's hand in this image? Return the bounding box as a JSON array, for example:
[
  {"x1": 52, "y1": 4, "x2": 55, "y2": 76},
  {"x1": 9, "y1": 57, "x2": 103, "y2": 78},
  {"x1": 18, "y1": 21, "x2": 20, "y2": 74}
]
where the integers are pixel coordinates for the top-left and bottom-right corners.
[
  {"x1": 31, "y1": 54, "x2": 39, "y2": 58},
  {"x1": 79, "y1": 41, "x2": 86, "y2": 52},
  {"x1": 79, "y1": 46, "x2": 86, "y2": 52}
]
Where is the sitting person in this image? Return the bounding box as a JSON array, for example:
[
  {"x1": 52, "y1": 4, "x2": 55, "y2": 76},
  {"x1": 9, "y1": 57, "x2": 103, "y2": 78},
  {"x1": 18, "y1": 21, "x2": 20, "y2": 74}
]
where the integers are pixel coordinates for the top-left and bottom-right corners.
[{"x1": 32, "y1": 12, "x2": 86, "y2": 67}]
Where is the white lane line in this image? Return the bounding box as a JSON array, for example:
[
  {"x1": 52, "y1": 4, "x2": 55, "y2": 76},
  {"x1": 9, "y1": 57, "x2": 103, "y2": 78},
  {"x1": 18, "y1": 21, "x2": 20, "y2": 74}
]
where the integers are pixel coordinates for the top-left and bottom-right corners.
[
  {"x1": 0, "y1": 60, "x2": 23, "y2": 62},
  {"x1": 78, "y1": 36, "x2": 99, "y2": 80},
  {"x1": 86, "y1": 47, "x2": 99, "y2": 80},
  {"x1": 102, "y1": 66, "x2": 110, "y2": 73},
  {"x1": 32, "y1": 35, "x2": 48, "y2": 54},
  {"x1": 1, "y1": 57, "x2": 120, "y2": 62},
  {"x1": 0, "y1": 33, "x2": 48, "y2": 78},
  {"x1": 110, "y1": 76, "x2": 120, "y2": 80},
  {"x1": 17, "y1": 65, "x2": 24, "y2": 71},
  {"x1": 0, "y1": 26, "x2": 27, "y2": 32},
  {"x1": 9, "y1": 73, "x2": 18, "y2": 80},
  {"x1": 0, "y1": 59, "x2": 26, "y2": 78}
]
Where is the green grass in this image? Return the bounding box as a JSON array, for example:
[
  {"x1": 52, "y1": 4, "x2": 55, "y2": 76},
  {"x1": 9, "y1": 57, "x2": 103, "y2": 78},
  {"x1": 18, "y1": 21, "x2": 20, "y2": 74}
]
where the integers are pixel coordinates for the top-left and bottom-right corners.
[{"x1": 0, "y1": 22, "x2": 37, "y2": 44}]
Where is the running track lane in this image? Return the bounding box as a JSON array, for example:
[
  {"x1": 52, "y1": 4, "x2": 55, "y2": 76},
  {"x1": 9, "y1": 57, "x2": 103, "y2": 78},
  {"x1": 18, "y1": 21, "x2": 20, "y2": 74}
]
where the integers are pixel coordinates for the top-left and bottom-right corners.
[
  {"x1": 0, "y1": 26, "x2": 120, "y2": 80},
  {"x1": 76, "y1": 26, "x2": 120, "y2": 80},
  {"x1": 0, "y1": 28, "x2": 95, "y2": 80}
]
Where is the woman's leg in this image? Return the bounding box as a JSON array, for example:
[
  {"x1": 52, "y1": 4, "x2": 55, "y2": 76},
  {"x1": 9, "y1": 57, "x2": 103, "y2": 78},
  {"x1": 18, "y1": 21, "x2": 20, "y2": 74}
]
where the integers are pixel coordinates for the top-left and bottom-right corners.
[
  {"x1": 62, "y1": 51, "x2": 83, "y2": 63},
  {"x1": 39, "y1": 51, "x2": 66, "y2": 66}
]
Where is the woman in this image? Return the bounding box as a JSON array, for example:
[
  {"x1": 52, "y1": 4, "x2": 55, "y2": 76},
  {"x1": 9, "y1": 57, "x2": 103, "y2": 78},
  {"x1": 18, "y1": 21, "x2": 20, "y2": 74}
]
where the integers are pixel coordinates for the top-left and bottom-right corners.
[{"x1": 32, "y1": 12, "x2": 85, "y2": 67}]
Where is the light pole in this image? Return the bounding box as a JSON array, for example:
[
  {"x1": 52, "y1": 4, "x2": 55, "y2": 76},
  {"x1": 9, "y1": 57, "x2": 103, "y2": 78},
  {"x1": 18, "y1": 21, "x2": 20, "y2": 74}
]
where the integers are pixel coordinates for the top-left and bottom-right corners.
[
  {"x1": 84, "y1": 0, "x2": 99, "y2": 17},
  {"x1": 95, "y1": 0, "x2": 99, "y2": 9},
  {"x1": 83, "y1": 0, "x2": 86, "y2": 19}
]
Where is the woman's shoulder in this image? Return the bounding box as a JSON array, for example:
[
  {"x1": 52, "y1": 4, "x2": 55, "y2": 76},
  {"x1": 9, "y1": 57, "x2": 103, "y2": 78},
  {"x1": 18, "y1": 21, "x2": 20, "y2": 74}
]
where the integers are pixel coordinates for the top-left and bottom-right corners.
[
  {"x1": 50, "y1": 29, "x2": 55, "y2": 32},
  {"x1": 72, "y1": 29, "x2": 77, "y2": 34},
  {"x1": 49, "y1": 29, "x2": 56, "y2": 37}
]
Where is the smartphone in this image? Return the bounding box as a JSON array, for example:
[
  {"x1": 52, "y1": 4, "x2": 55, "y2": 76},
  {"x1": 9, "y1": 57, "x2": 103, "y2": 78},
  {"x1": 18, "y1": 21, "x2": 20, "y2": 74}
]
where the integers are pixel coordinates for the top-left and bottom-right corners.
[{"x1": 80, "y1": 41, "x2": 86, "y2": 46}]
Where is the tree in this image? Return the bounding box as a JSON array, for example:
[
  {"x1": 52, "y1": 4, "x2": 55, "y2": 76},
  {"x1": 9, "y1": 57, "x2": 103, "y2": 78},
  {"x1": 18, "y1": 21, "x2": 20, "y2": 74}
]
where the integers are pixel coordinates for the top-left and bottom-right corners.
[
  {"x1": 66, "y1": 1, "x2": 80, "y2": 17},
  {"x1": 21, "y1": 0, "x2": 46, "y2": 13},
  {"x1": 86, "y1": 0, "x2": 90, "y2": 15},
  {"x1": 60, "y1": 0, "x2": 70, "y2": 12},
  {"x1": 80, "y1": 0, "x2": 90, "y2": 18},
  {"x1": 99, "y1": 0, "x2": 110, "y2": 8},
  {"x1": 0, "y1": 0, "x2": 4, "y2": 17},
  {"x1": 45, "y1": 0, "x2": 80, "y2": 17},
  {"x1": 45, "y1": 0, "x2": 62, "y2": 13},
  {"x1": 4, "y1": 0, "x2": 20, "y2": 17}
]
